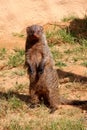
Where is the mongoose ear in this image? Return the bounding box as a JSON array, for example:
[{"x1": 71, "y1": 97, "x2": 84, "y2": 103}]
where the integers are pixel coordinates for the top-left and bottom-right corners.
[
  {"x1": 40, "y1": 26, "x2": 43, "y2": 31},
  {"x1": 26, "y1": 27, "x2": 30, "y2": 34}
]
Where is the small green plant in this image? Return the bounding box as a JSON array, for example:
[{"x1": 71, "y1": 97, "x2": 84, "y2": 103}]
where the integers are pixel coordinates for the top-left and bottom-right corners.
[
  {"x1": 46, "y1": 27, "x2": 61, "y2": 45},
  {"x1": 46, "y1": 25, "x2": 76, "y2": 45},
  {"x1": 12, "y1": 32, "x2": 24, "y2": 38},
  {"x1": 14, "y1": 82, "x2": 27, "y2": 92},
  {"x1": 51, "y1": 49, "x2": 63, "y2": 61},
  {"x1": 5, "y1": 121, "x2": 28, "y2": 130},
  {"x1": 44, "y1": 119, "x2": 85, "y2": 130},
  {"x1": 8, "y1": 123, "x2": 22, "y2": 130},
  {"x1": 72, "y1": 57, "x2": 78, "y2": 63},
  {"x1": 46, "y1": 25, "x2": 56, "y2": 39},
  {"x1": 8, "y1": 49, "x2": 25, "y2": 67},
  {"x1": 80, "y1": 39, "x2": 87, "y2": 47},
  {"x1": 62, "y1": 16, "x2": 76, "y2": 22},
  {"x1": 44, "y1": 121, "x2": 58, "y2": 130},
  {"x1": 8, "y1": 96, "x2": 23, "y2": 109},
  {"x1": 58, "y1": 119, "x2": 85, "y2": 130},
  {"x1": 14, "y1": 48, "x2": 25, "y2": 55},
  {"x1": 58, "y1": 29, "x2": 75, "y2": 44},
  {"x1": 4, "y1": 120, "x2": 31, "y2": 130},
  {"x1": 55, "y1": 61, "x2": 67, "y2": 68},
  {"x1": 13, "y1": 70, "x2": 26, "y2": 76},
  {"x1": 3, "y1": 118, "x2": 86, "y2": 130},
  {"x1": 64, "y1": 49, "x2": 73, "y2": 54},
  {"x1": 0, "y1": 48, "x2": 6, "y2": 60},
  {"x1": 0, "y1": 98, "x2": 8, "y2": 117},
  {"x1": 81, "y1": 61, "x2": 87, "y2": 67}
]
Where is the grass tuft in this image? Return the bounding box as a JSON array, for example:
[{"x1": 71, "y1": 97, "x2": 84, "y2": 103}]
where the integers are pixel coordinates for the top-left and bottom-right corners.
[
  {"x1": 8, "y1": 49, "x2": 25, "y2": 67},
  {"x1": 12, "y1": 32, "x2": 24, "y2": 38},
  {"x1": 8, "y1": 96, "x2": 23, "y2": 110},
  {"x1": 56, "y1": 61, "x2": 67, "y2": 68},
  {"x1": 0, "y1": 48, "x2": 7, "y2": 60},
  {"x1": 62, "y1": 16, "x2": 76, "y2": 22},
  {"x1": 81, "y1": 61, "x2": 87, "y2": 67},
  {"x1": 58, "y1": 29, "x2": 75, "y2": 44}
]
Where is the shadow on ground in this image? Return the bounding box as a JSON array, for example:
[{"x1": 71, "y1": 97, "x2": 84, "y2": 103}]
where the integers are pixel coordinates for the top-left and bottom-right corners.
[
  {"x1": 68, "y1": 17, "x2": 87, "y2": 41},
  {"x1": 0, "y1": 86, "x2": 87, "y2": 112},
  {"x1": 57, "y1": 69, "x2": 87, "y2": 83},
  {"x1": 0, "y1": 91, "x2": 30, "y2": 104}
]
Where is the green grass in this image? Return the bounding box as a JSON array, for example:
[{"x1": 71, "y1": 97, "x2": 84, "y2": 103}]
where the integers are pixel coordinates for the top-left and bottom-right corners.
[
  {"x1": 46, "y1": 27, "x2": 76, "y2": 45},
  {"x1": 14, "y1": 82, "x2": 28, "y2": 92},
  {"x1": 63, "y1": 44, "x2": 87, "y2": 65},
  {"x1": 80, "y1": 39, "x2": 87, "y2": 47},
  {"x1": 12, "y1": 32, "x2": 24, "y2": 38},
  {"x1": 47, "y1": 27, "x2": 87, "y2": 67},
  {"x1": 12, "y1": 70, "x2": 26, "y2": 76},
  {"x1": 81, "y1": 61, "x2": 87, "y2": 67},
  {"x1": 8, "y1": 95, "x2": 23, "y2": 110},
  {"x1": 58, "y1": 29, "x2": 75, "y2": 44},
  {"x1": 8, "y1": 48, "x2": 25, "y2": 67},
  {"x1": 46, "y1": 30, "x2": 60, "y2": 45},
  {"x1": 44, "y1": 119, "x2": 85, "y2": 130},
  {"x1": 50, "y1": 47, "x2": 65, "y2": 67},
  {"x1": 4, "y1": 120, "x2": 31, "y2": 130},
  {"x1": 0, "y1": 48, "x2": 7, "y2": 60},
  {"x1": 51, "y1": 49, "x2": 63, "y2": 60},
  {"x1": 4, "y1": 118, "x2": 86, "y2": 130},
  {"x1": 13, "y1": 48, "x2": 25, "y2": 55},
  {"x1": 62, "y1": 16, "x2": 76, "y2": 22},
  {"x1": 72, "y1": 57, "x2": 78, "y2": 63},
  {"x1": 64, "y1": 49, "x2": 73, "y2": 54},
  {"x1": 55, "y1": 61, "x2": 67, "y2": 68}
]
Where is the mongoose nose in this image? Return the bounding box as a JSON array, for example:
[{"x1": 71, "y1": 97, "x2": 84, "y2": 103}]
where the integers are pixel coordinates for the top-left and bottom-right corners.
[{"x1": 33, "y1": 33, "x2": 39, "y2": 38}]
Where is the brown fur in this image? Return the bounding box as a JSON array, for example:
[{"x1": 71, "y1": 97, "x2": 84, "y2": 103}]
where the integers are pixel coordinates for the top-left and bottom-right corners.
[
  {"x1": 25, "y1": 24, "x2": 60, "y2": 112},
  {"x1": 25, "y1": 25, "x2": 87, "y2": 113}
]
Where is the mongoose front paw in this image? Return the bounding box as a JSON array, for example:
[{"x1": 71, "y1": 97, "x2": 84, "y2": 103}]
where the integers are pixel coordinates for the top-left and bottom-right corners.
[
  {"x1": 29, "y1": 103, "x2": 40, "y2": 108},
  {"x1": 38, "y1": 68, "x2": 44, "y2": 74},
  {"x1": 49, "y1": 107, "x2": 57, "y2": 114},
  {"x1": 38, "y1": 64, "x2": 44, "y2": 74},
  {"x1": 29, "y1": 69, "x2": 34, "y2": 74},
  {"x1": 28, "y1": 67, "x2": 34, "y2": 74}
]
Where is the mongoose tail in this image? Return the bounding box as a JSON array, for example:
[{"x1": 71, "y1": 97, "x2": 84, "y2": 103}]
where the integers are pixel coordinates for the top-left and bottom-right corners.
[{"x1": 60, "y1": 97, "x2": 87, "y2": 105}]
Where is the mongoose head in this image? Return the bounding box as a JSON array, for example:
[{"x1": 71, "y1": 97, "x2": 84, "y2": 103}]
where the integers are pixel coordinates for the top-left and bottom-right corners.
[{"x1": 26, "y1": 25, "x2": 43, "y2": 41}]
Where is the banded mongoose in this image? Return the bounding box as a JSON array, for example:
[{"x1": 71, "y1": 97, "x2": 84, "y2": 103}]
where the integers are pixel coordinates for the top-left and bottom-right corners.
[{"x1": 25, "y1": 24, "x2": 87, "y2": 113}]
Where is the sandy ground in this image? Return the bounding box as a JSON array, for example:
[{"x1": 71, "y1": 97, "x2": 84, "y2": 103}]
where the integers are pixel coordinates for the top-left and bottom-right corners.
[{"x1": 0, "y1": 0, "x2": 87, "y2": 48}]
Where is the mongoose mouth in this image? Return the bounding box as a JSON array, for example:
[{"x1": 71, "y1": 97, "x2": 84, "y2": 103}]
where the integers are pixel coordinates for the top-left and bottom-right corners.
[
  {"x1": 31, "y1": 33, "x2": 40, "y2": 40},
  {"x1": 33, "y1": 33, "x2": 39, "y2": 38}
]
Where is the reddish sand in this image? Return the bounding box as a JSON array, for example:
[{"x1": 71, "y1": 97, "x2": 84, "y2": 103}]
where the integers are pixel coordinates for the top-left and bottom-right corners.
[{"x1": 0, "y1": 0, "x2": 87, "y2": 48}]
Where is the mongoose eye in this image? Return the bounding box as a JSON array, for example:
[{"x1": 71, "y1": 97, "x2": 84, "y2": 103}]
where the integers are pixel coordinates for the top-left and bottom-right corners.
[
  {"x1": 37, "y1": 30, "x2": 40, "y2": 33},
  {"x1": 40, "y1": 26, "x2": 43, "y2": 32},
  {"x1": 31, "y1": 30, "x2": 34, "y2": 35}
]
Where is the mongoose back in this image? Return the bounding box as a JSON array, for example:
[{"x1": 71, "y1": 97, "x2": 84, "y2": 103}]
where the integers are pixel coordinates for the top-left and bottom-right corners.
[{"x1": 25, "y1": 25, "x2": 87, "y2": 113}]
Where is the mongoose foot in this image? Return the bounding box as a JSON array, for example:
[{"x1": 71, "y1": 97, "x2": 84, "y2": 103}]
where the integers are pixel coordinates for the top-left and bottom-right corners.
[
  {"x1": 38, "y1": 68, "x2": 44, "y2": 74},
  {"x1": 38, "y1": 64, "x2": 44, "y2": 74},
  {"x1": 28, "y1": 67, "x2": 34, "y2": 75},
  {"x1": 49, "y1": 107, "x2": 58, "y2": 114},
  {"x1": 29, "y1": 103, "x2": 40, "y2": 108}
]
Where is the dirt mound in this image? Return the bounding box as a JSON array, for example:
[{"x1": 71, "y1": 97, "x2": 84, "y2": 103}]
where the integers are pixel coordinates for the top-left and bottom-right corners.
[
  {"x1": 0, "y1": 0, "x2": 87, "y2": 48},
  {"x1": 0, "y1": 0, "x2": 87, "y2": 35}
]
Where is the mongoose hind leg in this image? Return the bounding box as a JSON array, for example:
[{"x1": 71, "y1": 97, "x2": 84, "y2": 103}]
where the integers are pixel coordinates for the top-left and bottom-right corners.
[
  {"x1": 43, "y1": 92, "x2": 59, "y2": 113},
  {"x1": 29, "y1": 89, "x2": 40, "y2": 108},
  {"x1": 49, "y1": 98, "x2": 58, "y2": 113}
]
